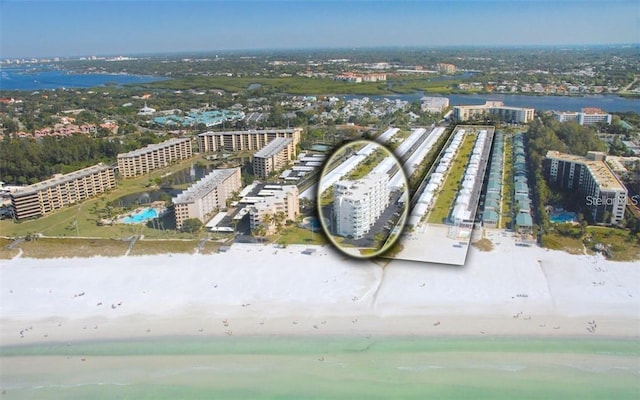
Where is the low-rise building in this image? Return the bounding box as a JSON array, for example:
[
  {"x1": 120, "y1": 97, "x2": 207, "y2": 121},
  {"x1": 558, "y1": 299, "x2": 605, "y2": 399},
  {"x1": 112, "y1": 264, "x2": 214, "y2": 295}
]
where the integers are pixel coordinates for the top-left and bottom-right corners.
[
  {"x1": 333, "y1": 173, "x2": 390, "y2": 239},
  {"x1": 173, "y1": 167, "x2": 241, "y2": 230},
  {"x1": 546, "y1": 150, "x2": 628, "y2": 225},
  {"x1": 253, "y1": 137, "x2": 295, "y2": 179},
  {"x1": 10, "y1": 163, "x2": 116, "y2": 220},
  {"x1": 117, "y1": 138, "x2": 193, "y2": 178}
]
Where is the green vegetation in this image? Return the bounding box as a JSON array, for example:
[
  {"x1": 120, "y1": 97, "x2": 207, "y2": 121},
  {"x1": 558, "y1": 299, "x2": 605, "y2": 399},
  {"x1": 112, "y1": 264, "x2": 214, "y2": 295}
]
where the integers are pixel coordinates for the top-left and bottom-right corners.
[
  {"x1": 407, "y1": 127, "x2": 452, "y2": 195},
  {"x1": 143, "y1": 75, "x2": 392, "y2": 96},
  {"x1": 541, "y1": 224, "x2": 640, "y2": 261},
  {"x1": 0, "y1": 157, "x2": 209, "y2": 240},
  {"x1": 427, "y1": 132, "x2": 476, "y2": 224},
  {"x1": 18, "y1": 237, "x2": 130, "y2": 258},
  {"x1": 275, "y1": 226, "x2": 328, "y2": 246},
  {"x1": 584, "y1": 226, "x2": 640, "y2": 261},
  {"x1": 345, "y1": 147, "x2": 387, "y2": 180},
  {"x1": 540, "y1": 233, "x2": 587, "y2": 255},
  {"x1": 181, "y1": 218, "x2": 204, "y2": 233},
  {"x1": 526, "y1": 115, "x2": 611, "y2": 234},
  {"x1": 0, "y1": 237, "x2": 19, "y2": 259},
  {"x1": 129, "y1": 239, "x2": 200, "y2": 256},
  {"x1": 500, "y1": 133, "x2": 514, "y2": 228}
]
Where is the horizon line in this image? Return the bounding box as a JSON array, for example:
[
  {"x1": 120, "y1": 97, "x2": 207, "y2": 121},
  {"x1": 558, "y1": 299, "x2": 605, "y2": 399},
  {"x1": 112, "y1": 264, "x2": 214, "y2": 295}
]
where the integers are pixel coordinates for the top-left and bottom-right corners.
[{"x1": 3, "y1": 43, "x2": 639, "y2": 61}]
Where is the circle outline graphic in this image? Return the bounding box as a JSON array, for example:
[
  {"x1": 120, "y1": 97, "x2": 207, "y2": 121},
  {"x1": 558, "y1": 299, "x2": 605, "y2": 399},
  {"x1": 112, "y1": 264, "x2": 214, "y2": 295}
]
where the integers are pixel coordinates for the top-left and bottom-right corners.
[{"x1": 316, "y1": 139, "x2": 409, "y2": 259}]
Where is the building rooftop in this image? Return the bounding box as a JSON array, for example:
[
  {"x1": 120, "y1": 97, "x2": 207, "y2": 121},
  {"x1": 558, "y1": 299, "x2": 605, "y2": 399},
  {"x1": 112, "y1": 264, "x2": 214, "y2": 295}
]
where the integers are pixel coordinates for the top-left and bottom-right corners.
[
  {"x1": 12, "y1": 163, "x2": 112, "y2": 196},
  {"x1": 254, "y1": 137, "x2": 292, "y2": 158},
  {"x1": 173, "y1": 168, "x2": 239, "y2": 205},
  {"x1": 335, "y1": 173, "x2": 388, "y2": 202},
  {"x1": 117, "y1": 138, "x2": 190, "y2": 159},
  {"x1": 546, "y1": 150, "x2": 626, "y2": 192}
]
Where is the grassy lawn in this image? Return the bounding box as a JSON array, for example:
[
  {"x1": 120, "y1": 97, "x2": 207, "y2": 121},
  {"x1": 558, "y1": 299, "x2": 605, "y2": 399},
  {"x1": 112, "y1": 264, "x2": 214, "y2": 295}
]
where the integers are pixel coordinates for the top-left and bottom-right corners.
[
  {"x1": 0, "y1": 156, "x2": 208, "y2": 240},
  {"x1": 0, "y1": 237, "x2": 19, "y2": 259},
  {"x1": 200, "y1": 234, "x2": 233, "y2": 254},
  {"x1": 585, "y1": 226, "x2": 640, "y2": 261},
  {"x1": 17, "y1": 238, "x2": 130, "y2": 258},
  {"x1": 501, "y1": 134, "x2": 514, "y2": 229},
  {"x1": 129, "y1": 239, "x2": 200, "y2": 256},
  {"x1": 540, "y1": 233, "x2": 586, "y2": 255},
  {"x1": 427, "y1": 132, "x2": 476, "y2": 224},
  {"x1": 275, "y1": 226, "x2": 328, "y2": 246}
]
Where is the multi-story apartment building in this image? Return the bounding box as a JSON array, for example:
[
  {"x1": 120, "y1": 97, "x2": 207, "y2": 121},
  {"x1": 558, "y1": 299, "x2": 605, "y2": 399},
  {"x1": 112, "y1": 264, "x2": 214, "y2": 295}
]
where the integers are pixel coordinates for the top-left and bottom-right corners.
[
  {"x1": 546, "y1": 151, "x2": 628, "y2": 225},
  {"x1": 173, "y1": 167, "x2": 241, "y2": 230},
  {"x1": 248, "y1": 185, "x2": 299, "y2": 235},
  {"x1": 333, "y1": 173, "x2": 390, "y2": 239},
  {"x1": 334, "y1": 72, "x2": 387, "y2": 83},
  {"x1": 552, "y1": 108, "x2": 612, "y2": 126},
  {"x1": 453, "y1": 101, "x2": 535, "y2": 123},
  {"x1": 436, "y1": 63, "x2": 456, "y2": 74},
  {"x1": 420, "y1": 96, "x2": 450, "y2": 113},
  {"x1": 253, "y1": 137, "x2": 295, "y2": 179},
  {"x1": 197, "y1": 128, "x2": 301, "y2": 153},
  {"x1": 117, "y1": 138, "x2": 192, "y2": 178},
  {"x1": 10, "y1": 163, "x2": 116, "y2": 220}
]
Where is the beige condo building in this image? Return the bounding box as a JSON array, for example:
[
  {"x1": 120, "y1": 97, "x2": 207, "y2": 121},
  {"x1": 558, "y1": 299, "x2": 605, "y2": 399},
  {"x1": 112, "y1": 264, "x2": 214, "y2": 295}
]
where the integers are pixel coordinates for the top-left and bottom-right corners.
[
  {"x1": 546, "y1": 151, "x2": 628, "y2": 225},
  {"x1": 248, "y1": 185, "x2": 300, "y2": 235},
  {"x1": 173, "y1": 168, "x2": 241, "y2": 230},
  {"x1": 453, "y1": 101, "x2": 535, "y2": 123},
  {"x1": 10, "y1": 163, "x2": 116, "y2": 220},
  {"x1": 253, "y1": 137, "x2": 295, "y2": 179},
  {"x1": 197, "y1": 128, "x2": 301, "y2": 153},
  {"x1": 117, "y1": 138, "x2": 193, "y2": 178}
]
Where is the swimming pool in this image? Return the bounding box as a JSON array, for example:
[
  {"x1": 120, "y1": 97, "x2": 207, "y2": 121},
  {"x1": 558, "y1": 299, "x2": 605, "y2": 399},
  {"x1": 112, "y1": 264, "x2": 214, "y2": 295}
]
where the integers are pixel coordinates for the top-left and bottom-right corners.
[
  {"x1": 550, "y1": 211, "x2": 577, "y2": 223},
  {"x1": 302, "y1": 217, "x2": 326, "y2": 232},
  {"x1": 121, "y1": 208, "x2": 159, "y2": 224}
]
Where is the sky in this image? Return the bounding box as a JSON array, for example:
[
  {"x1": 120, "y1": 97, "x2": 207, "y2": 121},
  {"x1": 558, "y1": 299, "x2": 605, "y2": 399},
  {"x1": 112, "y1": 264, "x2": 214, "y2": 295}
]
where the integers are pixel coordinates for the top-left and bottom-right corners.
[{"x1": 0, "y1": 0, "x2": 638, "y2": 58}]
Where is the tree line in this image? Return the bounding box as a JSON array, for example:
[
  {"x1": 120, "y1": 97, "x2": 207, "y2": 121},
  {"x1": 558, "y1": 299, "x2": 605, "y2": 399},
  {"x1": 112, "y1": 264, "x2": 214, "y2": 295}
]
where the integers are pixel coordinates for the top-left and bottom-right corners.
[{"x1": 0, "y1": 132, "x2": 162, "y2": 185}]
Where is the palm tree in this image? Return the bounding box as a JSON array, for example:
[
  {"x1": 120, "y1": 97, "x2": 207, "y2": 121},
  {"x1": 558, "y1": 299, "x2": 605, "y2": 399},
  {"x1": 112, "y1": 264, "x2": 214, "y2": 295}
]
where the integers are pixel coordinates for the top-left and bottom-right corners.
[
  {"x1": 274, "y1": 211, "x2": 286, "y2": 233},
  {"x1": 252, "y1": 224, "x2": 267, "y2": 240},
  {"x1": 262, "y1": 213, "x2": 274, "y2": 234}
]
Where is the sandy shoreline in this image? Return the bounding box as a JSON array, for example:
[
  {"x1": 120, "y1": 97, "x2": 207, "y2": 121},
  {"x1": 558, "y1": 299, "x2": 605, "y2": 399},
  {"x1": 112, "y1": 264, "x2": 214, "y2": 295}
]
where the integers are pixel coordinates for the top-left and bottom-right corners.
[{"x1": 1, "y1": 230, "x2": 639, "y2": 347}]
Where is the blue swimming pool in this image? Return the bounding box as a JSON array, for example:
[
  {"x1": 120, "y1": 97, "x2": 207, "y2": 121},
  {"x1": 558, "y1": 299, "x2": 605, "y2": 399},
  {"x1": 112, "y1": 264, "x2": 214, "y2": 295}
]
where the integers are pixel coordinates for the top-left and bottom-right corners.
[
  {"x1": 550, "y1": 211, "x2": 577, "y2": 224},
  {"x1": 121, "y1": 208, "x2": 159, "y2": 224}
]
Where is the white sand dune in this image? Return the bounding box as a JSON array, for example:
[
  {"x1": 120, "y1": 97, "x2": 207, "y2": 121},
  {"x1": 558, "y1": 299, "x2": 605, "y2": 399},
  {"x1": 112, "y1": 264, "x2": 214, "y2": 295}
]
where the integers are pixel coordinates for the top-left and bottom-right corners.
[{"x1": 1, "y1": 231, "x2": 638, "y2": 345}]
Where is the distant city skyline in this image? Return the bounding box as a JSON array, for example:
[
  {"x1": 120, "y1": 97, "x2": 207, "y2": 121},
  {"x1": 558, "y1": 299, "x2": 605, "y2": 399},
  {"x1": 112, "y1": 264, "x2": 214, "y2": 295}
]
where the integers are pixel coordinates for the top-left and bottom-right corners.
[{"x1": 1, "y1": 0, "x2": 638, "y2": 59}]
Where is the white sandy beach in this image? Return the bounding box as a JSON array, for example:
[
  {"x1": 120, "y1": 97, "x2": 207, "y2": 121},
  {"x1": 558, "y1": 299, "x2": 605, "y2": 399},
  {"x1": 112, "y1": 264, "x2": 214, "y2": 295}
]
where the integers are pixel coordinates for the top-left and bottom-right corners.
[{"x1": 1, "y1": 230, "x2": 639, "y2": 346}]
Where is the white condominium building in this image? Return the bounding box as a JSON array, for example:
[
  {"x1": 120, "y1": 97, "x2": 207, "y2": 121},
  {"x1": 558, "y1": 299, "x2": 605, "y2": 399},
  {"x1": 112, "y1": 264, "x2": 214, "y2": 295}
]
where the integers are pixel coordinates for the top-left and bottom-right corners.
[
  {"x1": 552, "y1": 108, "x2": 612, "y2": 126},
  {"x1": 10, "y1": 163, "x2": 116, "y2": 220},
  {"x1": 248, "y1": 185, "x2": 300, "y2": 235},
  {"x1": 253, "y1": 137, "x2": 295, "y2": 179},
  {"x1": 197, "y1": 128, "x2": 301, "y2": 153},
  {"x1": 117, "y1": 138, "x2": 193, "y2": 178},
  {"x1": 546, "y1": 151, "x2": 628, "y2": 225},
  {"x1": 453, "y1": 101, "x2": 535, "y2": 123},
  {"x1": 333, "y1": 173, "x2": 390, "y2": 239},
  {"x1": 173, "y1": 167, "x2": 241, "y2": 230}
]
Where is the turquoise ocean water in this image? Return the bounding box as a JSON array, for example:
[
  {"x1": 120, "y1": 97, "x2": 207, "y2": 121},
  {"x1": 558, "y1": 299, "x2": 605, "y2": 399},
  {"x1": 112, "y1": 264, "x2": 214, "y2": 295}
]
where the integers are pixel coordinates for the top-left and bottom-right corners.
[{"x1": 1, "y1": 336, "x2": 639, "y2": 399}]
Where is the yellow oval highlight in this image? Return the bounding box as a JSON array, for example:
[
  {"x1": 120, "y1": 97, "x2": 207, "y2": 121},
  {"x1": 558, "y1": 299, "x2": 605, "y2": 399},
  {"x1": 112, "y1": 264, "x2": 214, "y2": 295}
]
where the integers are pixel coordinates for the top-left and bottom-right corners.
[{"x1": 317, "y1": 139, "x2": 409, "y2": 259}]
